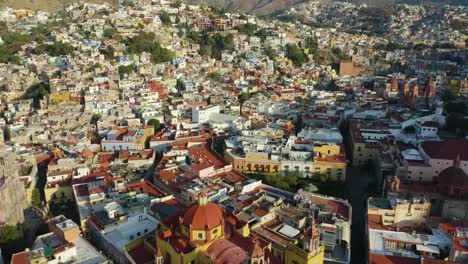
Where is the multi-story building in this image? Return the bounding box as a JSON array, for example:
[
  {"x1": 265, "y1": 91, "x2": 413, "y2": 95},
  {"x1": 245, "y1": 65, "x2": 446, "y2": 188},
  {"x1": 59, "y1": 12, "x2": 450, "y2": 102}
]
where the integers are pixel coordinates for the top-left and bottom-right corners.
[
  {"x1": 368, "y1": 197, "x2": 431, "y2": 227},
  {"x1": 368, "y1": 213, "x2": 454, "y2": 262},
  {"x1": 11, "y1": 215, "x2": 108, "y2": 264},
  {"x1": 44, "y1": 169, "x2": 74, "y2": 205},
  {"x1": 192, "y1": 105, "x2": 220, "y2": 124},
  {"x1": 101, "y1": 126, "x2": 154, "y2": 151},
  {"x1": 87, "y1": 198, "x2": 160, "y2": 264},
  {"x1": 225, "y1": 131, "x2": 346, "y2": 180}
]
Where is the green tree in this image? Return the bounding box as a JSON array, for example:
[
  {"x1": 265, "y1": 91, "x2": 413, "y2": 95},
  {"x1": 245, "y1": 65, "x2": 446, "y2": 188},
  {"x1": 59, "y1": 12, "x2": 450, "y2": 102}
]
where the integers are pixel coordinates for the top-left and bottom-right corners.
[
  {"x1": 118, "y1": 64, "x2": 135, "y2": 76},
  {"x1": 286, "y1": 44, "x2": 306, "y2": 67},
  {"x1": 443, "y1": 87, "x2": 459, "y2": 101},
  {"x1": 34, "y1": 42, "x2": 74, "y2": 56},
  {"x1": 124, "y1": 33, "x2": 175, "y2": 63},
  {"x1": 446, "y1": 113, "x2": 468, "y2": 133},
  {"x1": 31, "y1": 188, "x2": 41, "y2": 208},
  {"x1": 413, "y1": 43, "x2": 431, "y2": 51},
  {"x1": 199, "y1": 45, "x2": 210, "y2": 57},
  {"x1": 125, "y1": 32, "x2": 155, "y2": 53},
  {"x1": 175, "y1": 79, "x2": 185, "y2": 91},
  {"x1": 294, "y1": 114, "x2": 304, "y2": 134},
  {"x1": 451, "y1": 19, "x2": 468, "y2": 31},
  {"x1": 0, "y1": 32, "x2": 32, "y2": 64},
  {"x1": 238, "y1": 92, "x2": 250, "y2": 115},
  {"x1": 209, "y1": 33, "x2": 234, "y2": 60},
  {"x1": 103, "y1": 27, "x2": 119, "y2": 39},
  {"x1": 445, "y1": 101, "x2": 466, "y2": 114},
  {"x1": 187, "y1": 30, "x2": 201, "y2": 43},
  {"x1": 235, "y1": 23, "x2": 257, "y2": 36},
  {"x1": 101, "y1": 45, "x2": 115, "y2": 60},
  {"x1": 147, "y1": 119, "x2": 165, "y2": 133},
  {"x1": 265, "y1": 47, "x2": 275, "y2": 60},
  {"x1": 0, "y1": 225, "x2": 28, "y2": 262},
  {"x1": 159, "y1": 11, "x2": 172, "y2": 25},
  {"x1": 170, "y1": 1, "x2": 182, "y2": 8},
  {"x1": 151, "y1": 42, "x2": 175, "y2": 64},
  {"x1": 319, "y1": 173, "x2": 329, "y2": 182},
  {"x1": 196, "y1": 33, "x2": 235, "y2": 60},
  {"x1": 255, "y1": 28, "x2": 268, "y2": 42},
  {"x1": 208, "y1": 71, "x2": 222, "y2": 82},
  {"x1": 0, "y1": 21, "x2": 7, "y2": 32},
  {"x1": 0, "y1": 44, "x2": 20, "y2": 64},
  {"x1": 91, "y1": 114, "x2": 102, "y2": 125},
  {"x1": 331, "y1": 47, "x2": 350, "y2": 60},
  {"x1": 305, "y1": 37, "x2": 318, "y2": 50}
]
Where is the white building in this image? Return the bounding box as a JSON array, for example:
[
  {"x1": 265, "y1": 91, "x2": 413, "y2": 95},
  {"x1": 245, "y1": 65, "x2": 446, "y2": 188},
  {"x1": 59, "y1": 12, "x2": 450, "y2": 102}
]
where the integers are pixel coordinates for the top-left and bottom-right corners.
[{"x1": 192, "y1": 105, "x2": 220, "y2": 123}]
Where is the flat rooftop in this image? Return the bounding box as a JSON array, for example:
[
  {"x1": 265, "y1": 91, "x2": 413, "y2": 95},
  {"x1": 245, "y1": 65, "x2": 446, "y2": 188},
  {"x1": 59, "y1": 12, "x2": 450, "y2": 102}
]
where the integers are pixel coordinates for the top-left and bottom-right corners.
[
  {"x1": 100, "y1": 211, "x2": 159, "y2": 250},
  {"x1": 73, "y1": 236, "x2": 108, "y2": 264},
  {"x1": 369, "y1": 199, "x2": 392, "y2": 210}
]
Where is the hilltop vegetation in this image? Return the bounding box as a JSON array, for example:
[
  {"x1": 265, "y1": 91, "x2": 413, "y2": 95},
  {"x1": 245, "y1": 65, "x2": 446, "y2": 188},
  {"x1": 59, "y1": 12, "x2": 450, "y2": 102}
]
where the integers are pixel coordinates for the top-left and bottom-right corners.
[
  {"x1": 1, "y1": 0, "x2": 465, "y2": 15},
  {"x1": 0, "y1": 0, "x2": 116, "y2": 12}
]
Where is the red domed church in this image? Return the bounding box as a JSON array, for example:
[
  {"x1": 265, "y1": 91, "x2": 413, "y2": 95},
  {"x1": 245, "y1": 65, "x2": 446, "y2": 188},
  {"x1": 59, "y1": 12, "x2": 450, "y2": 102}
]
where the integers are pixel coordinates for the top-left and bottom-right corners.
[
  {"x1": 155, "y1": 191, "x2": 279, "y2": 264},
  {"x1": 438, "y1": 155, "x2": 468, "y2": 200}
]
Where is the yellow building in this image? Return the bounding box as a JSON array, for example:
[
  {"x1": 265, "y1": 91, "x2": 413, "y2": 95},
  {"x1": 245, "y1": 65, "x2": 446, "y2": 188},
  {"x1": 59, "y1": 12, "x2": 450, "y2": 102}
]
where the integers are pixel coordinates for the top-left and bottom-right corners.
[
  {"x1": 44, "y1": 184, "x2": 74, "y2": 205},
  {"x1": 226, "y1": 142, "x2": 346, "y2": 180},
  {"x1": 285, "y1": 221, "x2": 325, "y2": 264},
  {"x1": 226, "y1": 151, "x2": 282, "y2": 174},
  {"x1": 49, "y1": 92, "x2": 71, "y2": 104},
  {"x1": 314, "y1": 143, "x2": 347, "y2": 181},
  {"x1": 349, "y1": 121, "x2": 384, "y2": 167},
  {"x1": 155, "y1": 192, "x2": 276, "y2": 264},
  {"x1": 44, "y1": 170, "x2": 74, "y2": 205},
  {"x1": 134, "y1": 126, "x2": 154, "y2": 149}
]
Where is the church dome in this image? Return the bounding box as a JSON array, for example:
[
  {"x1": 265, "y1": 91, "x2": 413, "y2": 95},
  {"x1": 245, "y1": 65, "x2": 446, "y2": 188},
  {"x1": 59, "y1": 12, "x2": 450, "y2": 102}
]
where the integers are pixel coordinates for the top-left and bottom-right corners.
[
  {"x1": 439, "y1": 166, "x2": 468, "y2": 187},
  {"x1": 183, "y1": 192, "x2": 223, "y2": 230}
]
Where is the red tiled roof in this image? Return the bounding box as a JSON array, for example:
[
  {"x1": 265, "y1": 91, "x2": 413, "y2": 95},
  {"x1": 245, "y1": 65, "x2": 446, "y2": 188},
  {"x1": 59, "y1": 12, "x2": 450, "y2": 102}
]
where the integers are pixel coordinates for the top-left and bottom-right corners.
[
  {"x1": 307, "y1": 195, "x2": 350, "y2": 220},
  {"x1": 369, "y1": 254, "x2": 419, "y2": 264},
  {"x1": 439, "y1": 166, "x2": 468, "y2": 187},
  {"x1": 127, "y1": 180, "x2": 166, "y2": 198},
  {"x1": 253, "y1": 208, "x2": 269, "y2": 217},
  {"x1": 127, "y1": 242, "x2": 154, "y2": 264},
  {"x1": 81, "y1": 147, "x2": 94, "y2": 159},
  {"x1": 10, "y1": 251, "x2": 29, "y2": 264},
  {"x1": 438, "y1": 220, "x2": 468, "y2": 235},
  {"x1": 190, "y1": 162, "x2": 213, "y2": 171},
  {"x1": 452, "y1": 237, "x2": 468, "y2": 253},
  {"x1": 204, "y1": 239, "x2": 248, "y2": 263},
  {"x1": 315, "y1": 155, "x2": 346, "y2": 163},
  {"x1": 422, "y1": 258, "x2": 459, "y2": 264},
  {"x1": 399, "y1": 182, "x2": 438, "y2": 193},
  {"x1": 74, "y1": 184, "x2": 90, "y2": 197},
  {"x1": 421, "y1": 139, "x2": 468, "y2": 160},
  {"x1": 182, "y1": 201, "x2": 224, "y2": 230}
]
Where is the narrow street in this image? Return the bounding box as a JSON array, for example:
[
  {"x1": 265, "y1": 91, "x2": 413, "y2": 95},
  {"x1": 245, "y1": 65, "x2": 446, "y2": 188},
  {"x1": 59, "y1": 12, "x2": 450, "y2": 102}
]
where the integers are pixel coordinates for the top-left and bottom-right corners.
[{"x1": 347, "y1": 166, "x2": 371, "y2": 264}]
